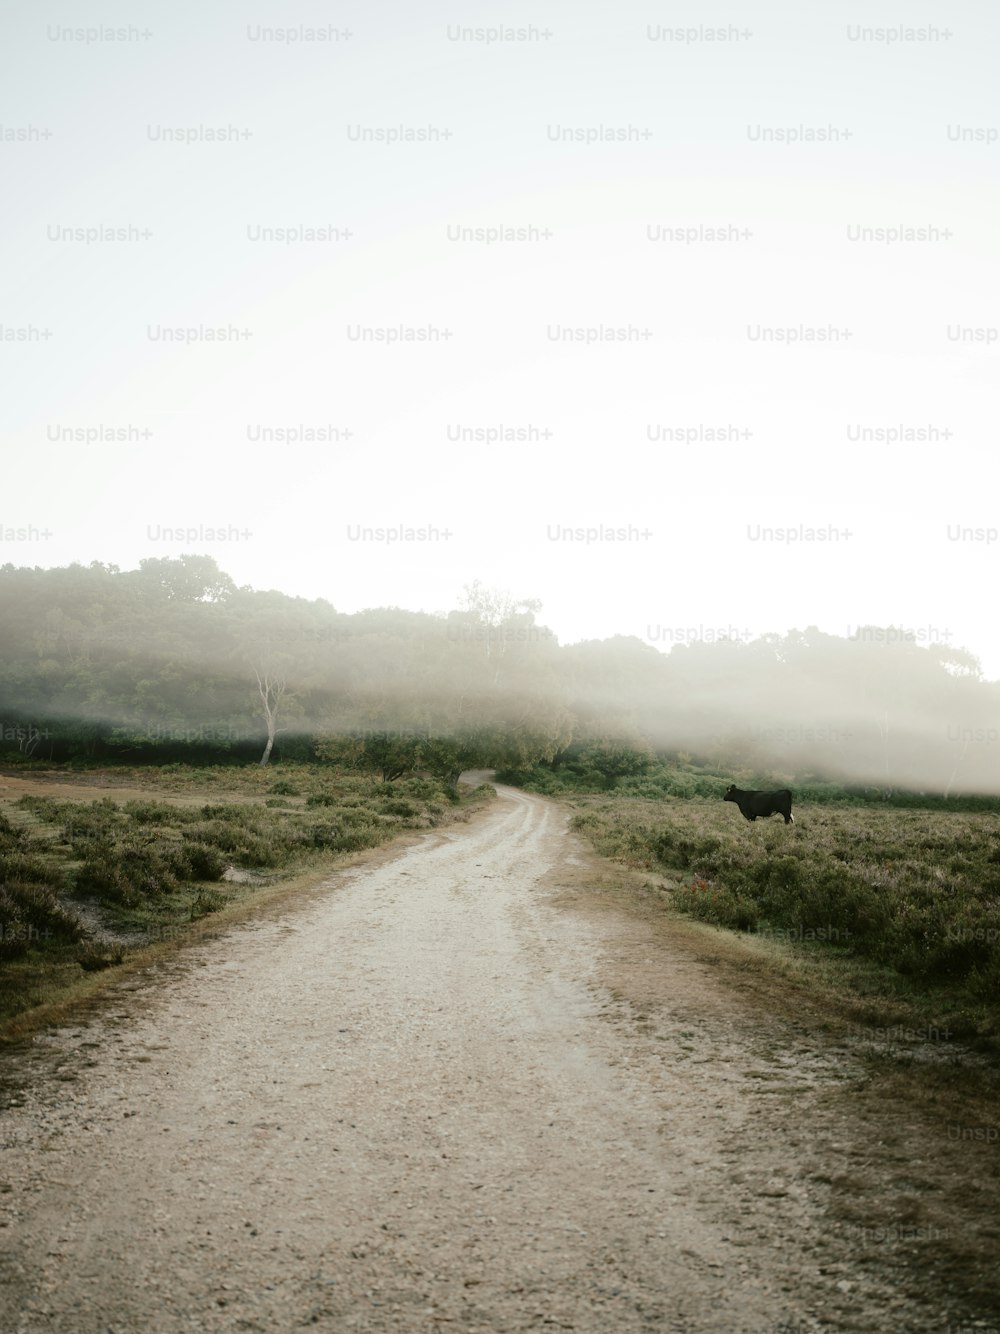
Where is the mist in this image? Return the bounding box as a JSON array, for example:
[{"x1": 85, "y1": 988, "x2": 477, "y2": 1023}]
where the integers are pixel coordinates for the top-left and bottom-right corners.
[
  {"x1": 4, "y1": 3, "x2": 1000, "y2": 695},
  {"x1": 1, "y1": 558, "x2": 997, "y2": 796}
]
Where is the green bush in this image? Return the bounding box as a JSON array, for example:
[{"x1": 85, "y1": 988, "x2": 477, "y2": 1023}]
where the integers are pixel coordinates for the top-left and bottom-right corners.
[
  {"x1": 0, "y1": 880, "x2": 83, "y2": 960},
  {"x1": 301, "y1": 823, "x2": 342, "y2": 850},
  {"x1": 329, "y1": 827, "x2": 386, "y2": 853},
  {"x1": 200, "y1": 803, "x2": 254, "y2": 821},
  {"x1": 16, "y1": 794, "x2": 77, "y2": 824},
  {"x1": 171, "y1": 840, "x2": 228, "y2": 881},
  {"x1": 60, "y1": 801, "x2": 130, "y2": 847},
  {"x1": 190, "y1": 821, "x2": 282, "y2": 867},
  {"x1": 122, "y1": 799, "x2": 189, "y2": 825},
  {"x1": 190, "y1": 888, "x2": 227, "y2": 918},
  {"x1": 74, "y1": 837, "x2": 180, "y2": 905},
  {"x1": 0, "y1": 850, "x2": 66, "y2": 890},
  {"x1": 0, "y1": 828, "x2": 81, "y2": 958},
  {"x1": 397, "y1": 776, "x2": 448, "y2": 801},
  {"x1": 380, "y1": 799, "x2": 421, "y2": 817},
  {"x1": 0, "y1": 812, "x2": 29, "y2": 853}
]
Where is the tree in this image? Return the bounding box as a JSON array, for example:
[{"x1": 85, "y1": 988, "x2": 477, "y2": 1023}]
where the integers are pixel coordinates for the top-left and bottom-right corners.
[
  {"x1": 587, "y1": 740, "x2": 653, "y2": 787},
  {"x1": 420, "y1": 734, "x2": 485, "y2": 794},
  {"x1": 135, "y1": 554, "x2": 236, "y2": 603},
  {"x1": 459, "y1": 579, "x2": 544, "y2": 682},
  {"x1": 315, "y1": 730, "x2": 422, "y2": 782},
  {"x1": 254, "y1": 665, "x2": 287, "y2": 766},
  {"x1": 360, "y1": 732, "x2": 422, "y2": 781}
]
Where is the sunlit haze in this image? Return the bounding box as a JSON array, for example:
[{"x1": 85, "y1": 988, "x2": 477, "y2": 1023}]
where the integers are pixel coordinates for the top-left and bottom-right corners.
[{"x1": 4, "y1": 2, "x2": 999, "y2": 676}]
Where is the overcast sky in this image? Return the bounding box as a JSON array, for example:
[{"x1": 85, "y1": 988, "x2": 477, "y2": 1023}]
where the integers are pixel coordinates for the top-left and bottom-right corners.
[{"x1": 4, "y1": 2, "x2": 999, "y2": 677}]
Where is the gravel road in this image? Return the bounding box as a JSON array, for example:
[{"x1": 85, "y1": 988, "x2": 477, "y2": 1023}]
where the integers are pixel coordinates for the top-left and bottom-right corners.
[{"x1": 0, "y1": 782, "x2": 993, "y2": 1332}]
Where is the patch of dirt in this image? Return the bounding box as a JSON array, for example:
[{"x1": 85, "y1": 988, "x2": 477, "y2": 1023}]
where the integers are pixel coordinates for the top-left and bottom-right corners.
[
  {"x1": 0, "y1": 771, "x2": 217, "y2": 807},
  {"x1": 58, "y1": 898, "x2": 147, "y2": 949},
  {"x1": 0, "y1": 786, "x2": 996, "y2": 1332},
  {"x1": 220, "y1": 866, "x2": 278, "y2": 886}
]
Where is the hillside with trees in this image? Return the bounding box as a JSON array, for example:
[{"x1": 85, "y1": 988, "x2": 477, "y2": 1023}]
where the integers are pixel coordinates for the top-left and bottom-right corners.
[{"x1": 1, "y1": 556, "x2": 998, "y2": 796}]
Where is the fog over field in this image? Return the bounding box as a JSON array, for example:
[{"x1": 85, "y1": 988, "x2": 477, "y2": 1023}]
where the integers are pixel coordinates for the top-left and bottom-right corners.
[
  {"x1": 0, "y1": 558, "x2": 998, "y2": 794},
  {"x1": 3, "y1": 1, "x2": 999, "y2": 780}
]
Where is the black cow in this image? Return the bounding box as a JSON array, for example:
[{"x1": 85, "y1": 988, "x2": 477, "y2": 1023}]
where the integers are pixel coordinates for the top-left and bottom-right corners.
[{"x1": 723, "y1": 784, "x2": 794, "y2": 824}]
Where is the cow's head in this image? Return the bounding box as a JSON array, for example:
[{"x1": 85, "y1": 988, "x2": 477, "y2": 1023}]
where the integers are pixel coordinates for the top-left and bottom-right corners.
[{"x1": 723, "y1": 784, "x2": 737, "y2": 800}]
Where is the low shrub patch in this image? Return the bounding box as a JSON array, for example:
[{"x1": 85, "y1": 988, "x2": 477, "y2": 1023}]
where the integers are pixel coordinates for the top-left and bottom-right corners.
[
  {"x1": 0, "y1": 762, "x2": 496, "y2": 1031},
  {"x1": 74, "y1": 838, "x2": 181, "y2": 905},
  {"x1": 0, "y1": 880, "x2": 83, "y2": 960},
  {"x1": 570, "y1": 796, "x2": 1000, "y2": 1003}
]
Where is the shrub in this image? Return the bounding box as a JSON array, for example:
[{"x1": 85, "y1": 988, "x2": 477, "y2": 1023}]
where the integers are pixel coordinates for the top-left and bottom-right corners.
[
  {"x1": 169, "y1": 840, "x2": 227, "y2": 881},
  {"x1": 0, "y1": 851, "x2": 66, "y2": 890},
  {"x1": 0, "y1": 813, "x2": 28, "y2": 853},
  {"x1": 0, "y1": 880, "x2": 83, "y2": 960},
  {"x1": 568, "y1": 796, "x2": 1000, "y2": 996},
  {"x1": 306, "y1": 792, "x2": 337, "y2": 807},
  {"x1": 186, "y1": 841, "x2": 227, "y2": 880},
  {"x1": 329, "y1": 827, "x2": 386, "y2": 853},
  {"x1": 397, "y1": 776, "x2": 448, "y2": 801},
  {"x1": 191, "y1": 821, "x2": 287, "y2": 868},
  {"x1": 338, "y1": 807, "x2": 382, "y2": 827},
  {"x1": 74, "y1": 838, "x2": 180, "y2": 905},
  {"x1": 76, "y1": 942, "x2": 124, "y2": 971},
  {"x1": 200, "y1": 803, "x2": 254, "y2": 821},
  {"x1": 122, "y1": 800, "x2": 186, "y2": 825},
  {"x1": 60, "y1": 801, "x2": 130, "y2": 847},
  {"x1": 381, "y1": 799, "x2": 420, "y2": 817},
  {"x1": 190, "y1": 888, "x2": 227, "y2": 919}
]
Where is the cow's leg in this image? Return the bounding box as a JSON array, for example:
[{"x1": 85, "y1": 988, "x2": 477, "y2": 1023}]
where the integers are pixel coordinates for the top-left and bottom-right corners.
[{"x1": 784, "y1": 813, "x2": 793, "y2": 824}]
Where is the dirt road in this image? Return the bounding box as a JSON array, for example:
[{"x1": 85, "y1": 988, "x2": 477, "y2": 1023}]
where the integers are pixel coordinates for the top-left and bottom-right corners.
[{"x1": 0, "y1": 784, "x2": 995, "y2": 1331}]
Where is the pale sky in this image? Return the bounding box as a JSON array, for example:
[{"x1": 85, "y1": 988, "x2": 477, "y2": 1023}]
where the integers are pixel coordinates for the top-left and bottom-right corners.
[{"x1": 4, "y1": 2, "x2": 999, "y2": 677}]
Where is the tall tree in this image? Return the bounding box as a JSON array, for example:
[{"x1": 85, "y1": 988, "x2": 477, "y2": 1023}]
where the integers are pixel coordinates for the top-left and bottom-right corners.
[{"x1": 253, "y1": 664, "x2": 288, "y2": 767}]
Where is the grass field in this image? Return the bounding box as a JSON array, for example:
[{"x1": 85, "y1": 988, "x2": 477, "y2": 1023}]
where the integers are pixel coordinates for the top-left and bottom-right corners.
[
  {"x1": 6, "y1": 758, "x2": 1000, "y2": 1054},
  {"x1": 561, "y1": 792, "x2": 1000, "y2": 1048},
  {"x1": 0, "y1": 762, "x2": 494, "y2": 1035}
]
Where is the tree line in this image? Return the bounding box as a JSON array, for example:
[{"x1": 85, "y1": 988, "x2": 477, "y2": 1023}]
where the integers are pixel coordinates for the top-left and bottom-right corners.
[{"x1": 1, "y1": 555, "x2": 998, "y2": 795}]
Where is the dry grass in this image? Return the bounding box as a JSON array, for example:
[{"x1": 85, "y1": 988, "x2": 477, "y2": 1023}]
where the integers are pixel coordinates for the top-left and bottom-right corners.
[{"x1": 564, "y1": 793, "x2": 1000, "y2": 1048}]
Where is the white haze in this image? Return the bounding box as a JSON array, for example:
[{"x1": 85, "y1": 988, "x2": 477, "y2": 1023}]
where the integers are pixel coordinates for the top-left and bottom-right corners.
[{"x1": 3, "y1": 1, "x2": 999, "y2": 693}]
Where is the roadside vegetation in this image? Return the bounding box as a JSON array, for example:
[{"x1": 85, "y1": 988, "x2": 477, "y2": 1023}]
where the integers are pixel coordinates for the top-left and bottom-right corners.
[
  {"x1": 0, "y1": 762, "x2": 494, "y2": 1034},
  {"x1": 3, "y1": 555, "x2": 1000, "y2": 1051},
  {"x1": 498, "y1": 751, "x2": 1000, "y2": 1048},
  {"x1": 497, "y1": 746, "x2": 1000, "y2": 812},
  {"x1": 3, "y1": 556, "x2": 999, "y2": 797}
]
